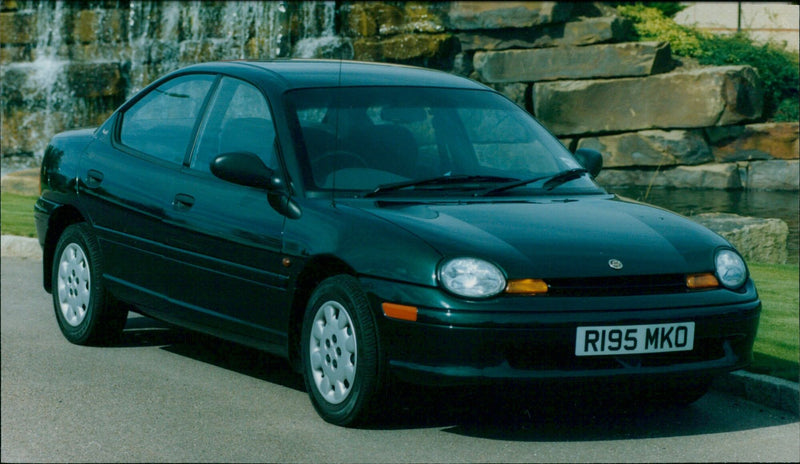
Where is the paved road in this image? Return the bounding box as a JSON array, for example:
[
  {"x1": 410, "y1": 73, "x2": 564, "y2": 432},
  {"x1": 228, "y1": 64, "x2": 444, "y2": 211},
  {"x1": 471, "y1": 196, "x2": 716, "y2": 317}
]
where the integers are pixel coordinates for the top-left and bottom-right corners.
[{"x1": 2, "y1": 256, "x2": 798, "y2": 463}]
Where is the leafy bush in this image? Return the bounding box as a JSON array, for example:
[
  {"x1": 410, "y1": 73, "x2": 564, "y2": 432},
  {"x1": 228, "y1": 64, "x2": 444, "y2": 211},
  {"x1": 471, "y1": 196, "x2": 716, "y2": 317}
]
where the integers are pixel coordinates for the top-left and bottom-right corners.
[{"x1": 616, "y1": 4, "x2": 799, "y2": 121}]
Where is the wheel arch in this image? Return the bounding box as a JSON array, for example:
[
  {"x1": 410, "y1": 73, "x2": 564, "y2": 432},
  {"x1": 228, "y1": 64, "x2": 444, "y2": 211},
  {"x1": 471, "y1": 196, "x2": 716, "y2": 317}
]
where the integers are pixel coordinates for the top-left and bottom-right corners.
[
  {"x1": 43, "y1": 205, "x2": 87, "y2": 293},
  {"x1": 287, "y1": 255, "x2": 356, "y2": 372}
]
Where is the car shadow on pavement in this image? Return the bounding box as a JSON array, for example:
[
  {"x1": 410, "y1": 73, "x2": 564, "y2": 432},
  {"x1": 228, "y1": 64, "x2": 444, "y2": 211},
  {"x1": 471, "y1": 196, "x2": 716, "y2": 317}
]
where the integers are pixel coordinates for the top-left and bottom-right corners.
[
  {"x1": 369, "y1": 380, "x2": 799, "y2": 440},
  {"x1": 118, "y1": 314, "x2": 305, "y2": 392},
  {"x1": 115, "y1": 315, "x2": 797, "y2": 439}
]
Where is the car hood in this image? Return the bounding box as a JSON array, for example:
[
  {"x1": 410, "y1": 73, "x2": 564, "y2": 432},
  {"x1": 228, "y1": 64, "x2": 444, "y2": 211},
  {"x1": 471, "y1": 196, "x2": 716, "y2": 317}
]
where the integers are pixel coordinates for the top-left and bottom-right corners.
[{"x1": 354, "y1": 195, "x2": 730, "y2": 279}]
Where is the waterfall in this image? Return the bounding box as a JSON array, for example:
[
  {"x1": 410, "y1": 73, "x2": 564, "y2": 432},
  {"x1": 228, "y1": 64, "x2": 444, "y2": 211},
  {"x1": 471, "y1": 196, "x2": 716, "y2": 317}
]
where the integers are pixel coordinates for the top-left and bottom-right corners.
[
  {"x1": 292, "y1": 1, "x2": 352, "y2": 59},
  {"x1": 1, "y1": 0, "x2": 346, "y2": 168}
]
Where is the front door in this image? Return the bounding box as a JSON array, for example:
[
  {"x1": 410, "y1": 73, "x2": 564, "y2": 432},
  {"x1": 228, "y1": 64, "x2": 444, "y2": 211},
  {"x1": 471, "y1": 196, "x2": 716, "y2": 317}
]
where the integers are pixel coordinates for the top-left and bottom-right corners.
[{"x1": 160, "y1": 76, "x2": 290, "y2": 349}]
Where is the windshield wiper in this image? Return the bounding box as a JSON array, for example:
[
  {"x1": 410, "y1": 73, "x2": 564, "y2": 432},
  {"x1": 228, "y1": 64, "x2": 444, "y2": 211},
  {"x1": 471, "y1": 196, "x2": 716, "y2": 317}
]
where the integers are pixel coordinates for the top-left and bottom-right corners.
[
  {"x1": 480, "y1": 168, "x2": 588, "y2": 196},
  {"x1": 364, "y1": 174, "x2": 518, "y2": 198}
]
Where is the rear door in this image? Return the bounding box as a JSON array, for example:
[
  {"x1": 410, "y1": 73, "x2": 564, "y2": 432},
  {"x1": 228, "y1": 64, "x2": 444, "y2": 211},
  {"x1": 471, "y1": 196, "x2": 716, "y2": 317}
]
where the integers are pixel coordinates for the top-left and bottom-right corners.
[
  {"x1": 78, "y1": 74, "x2": 216, "y2": 303},
  {"x1": 159, "y1": 76, "x2": 290, "y2": 348}
]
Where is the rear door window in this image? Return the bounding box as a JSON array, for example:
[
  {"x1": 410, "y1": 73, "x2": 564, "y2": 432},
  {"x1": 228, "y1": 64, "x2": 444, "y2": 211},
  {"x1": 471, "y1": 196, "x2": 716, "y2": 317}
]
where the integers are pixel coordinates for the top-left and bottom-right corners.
[{"x1": 119, "y1": 74, "x2": 216, "y2": 164}]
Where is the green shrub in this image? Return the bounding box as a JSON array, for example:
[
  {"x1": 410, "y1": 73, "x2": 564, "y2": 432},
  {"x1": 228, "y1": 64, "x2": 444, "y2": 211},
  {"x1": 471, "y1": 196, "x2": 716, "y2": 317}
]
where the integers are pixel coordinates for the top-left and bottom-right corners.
[
  {"x1": 697, "y1": 32, "x2": 799, "y2": 120},
  {"x1": 616, "y1": 4, "x2": 799, "y2": 121},
  {"x1": 615, "y1": 4, "x2": 705, "y2": 57}
]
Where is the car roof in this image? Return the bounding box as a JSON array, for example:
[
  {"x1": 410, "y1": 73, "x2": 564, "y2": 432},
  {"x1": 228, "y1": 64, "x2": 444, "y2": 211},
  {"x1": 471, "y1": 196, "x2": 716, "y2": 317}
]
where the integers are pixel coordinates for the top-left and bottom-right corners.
[{"x1": 179, "y1": 59, "x2": 490, "y2": 91}]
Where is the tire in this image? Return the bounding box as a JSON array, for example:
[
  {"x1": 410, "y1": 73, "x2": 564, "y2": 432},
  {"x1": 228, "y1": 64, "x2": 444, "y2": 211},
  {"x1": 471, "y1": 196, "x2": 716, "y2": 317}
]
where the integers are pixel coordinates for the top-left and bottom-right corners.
[
  {"x1": 52, "y1": 223, "x2": 128, "y2": 346},
  {"x1": 301, "y1": 275, "x2": 385, "y2": 426}
]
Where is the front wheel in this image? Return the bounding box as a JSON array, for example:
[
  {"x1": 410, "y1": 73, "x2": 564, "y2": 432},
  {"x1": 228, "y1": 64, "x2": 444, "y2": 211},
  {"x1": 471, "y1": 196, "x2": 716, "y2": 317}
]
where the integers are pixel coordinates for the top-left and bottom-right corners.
[
  {"x1": 52, "y1": 223, "x2": 128, "y2": 346},
  {"x1": 301, "y1": 275, "x2": 385, "y2": 426}
]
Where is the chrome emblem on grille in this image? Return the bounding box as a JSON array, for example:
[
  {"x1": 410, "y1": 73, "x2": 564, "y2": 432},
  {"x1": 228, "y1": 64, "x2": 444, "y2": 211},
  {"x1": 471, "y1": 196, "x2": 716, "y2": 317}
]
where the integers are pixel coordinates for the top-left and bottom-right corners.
[{"x1": 608, "y1": 259, "x2": 623, "y2": 270}]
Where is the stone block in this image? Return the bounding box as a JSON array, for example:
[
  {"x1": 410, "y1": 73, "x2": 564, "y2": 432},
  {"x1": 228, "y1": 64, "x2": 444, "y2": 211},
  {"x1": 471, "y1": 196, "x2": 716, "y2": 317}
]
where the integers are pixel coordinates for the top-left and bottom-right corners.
[
  {"x1": 745, "y1": 160, "x2": 800, "y2": 191},
  {"x1": 0, "y1": 61, "x2": 71, "y2": 109},
  {"x1": 596, "y1": 163, "x2": 742, "y2": 190},
  {"x1": 708, "y1": 122, "x2": 799, "y2": 162},
  {"x1": 577, "y1": 130, "x2": 712, "y2": 168},
  {"x1": 0, "y1": 44, "x2": 32, "y2": 63},
  {"x1": 0, "y1": 11, "x2": 37, "y2": 45},
  {"x1": 475, "y1": 41, "x2": 672, "y2": 83},
  {"x1": 179, "y1": 39, "x2": 232, "y2": 63},
  {"x1": 486, "y1": 82, "x2": 530, "y2": 110},
  {"x1": 664, "y1": 163, "x2": 742, "y2": 189},
  {"x1": 561, "y1": 15, "x2": 633, "y2": 46},
  {"x1": 2, "y1": 99, "x2": 118, "y2": 156},
  {"x1": 343, "y1": 2, "x2": 444, "y2": 38},
  {"x1": 65, "y1": 62, "x2": 124, "y2": 98},
  {"x1": 533, "y1": 66, "x2": 763, "y2": 136},
  {"x1": 353, "y1": 33, "x2": 456, "y2": 62},
  {"x1": 446, "y1": 1, "x2": 573, "y2": 30},
  {"x1": 690, "y1": 213, "x2": 789, "y2": 264},
  {"x1": 71, "y1": 8, "x2": 125, "y2": 44}
]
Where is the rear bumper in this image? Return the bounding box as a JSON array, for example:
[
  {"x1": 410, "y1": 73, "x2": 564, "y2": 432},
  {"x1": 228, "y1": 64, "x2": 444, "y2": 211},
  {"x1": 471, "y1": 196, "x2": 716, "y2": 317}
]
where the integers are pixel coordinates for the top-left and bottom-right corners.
[{"x1": 362, "y1": 277, "x2": 761, "y2": 386}]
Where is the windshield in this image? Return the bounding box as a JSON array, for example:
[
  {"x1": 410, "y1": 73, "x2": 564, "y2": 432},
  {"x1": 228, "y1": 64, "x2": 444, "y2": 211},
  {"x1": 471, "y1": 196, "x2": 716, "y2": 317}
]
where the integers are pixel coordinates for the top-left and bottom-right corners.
[{"x1": 285, "y1": 87, "x2": 602, "y2": 197}]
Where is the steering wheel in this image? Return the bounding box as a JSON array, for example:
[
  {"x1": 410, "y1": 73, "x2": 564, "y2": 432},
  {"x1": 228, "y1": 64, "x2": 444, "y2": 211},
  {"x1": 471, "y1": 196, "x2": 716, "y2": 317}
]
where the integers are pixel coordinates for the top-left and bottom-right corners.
[{"x1": 311, "y1": 150, "x2": 368, "y2": 178}]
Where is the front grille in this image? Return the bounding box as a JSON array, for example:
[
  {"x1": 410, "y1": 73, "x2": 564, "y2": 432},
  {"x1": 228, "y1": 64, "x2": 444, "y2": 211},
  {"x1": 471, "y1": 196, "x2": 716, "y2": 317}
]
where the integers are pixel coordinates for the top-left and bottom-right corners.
[{"x1": 546, "y1": 274, "x2": 689, "y2": 297}]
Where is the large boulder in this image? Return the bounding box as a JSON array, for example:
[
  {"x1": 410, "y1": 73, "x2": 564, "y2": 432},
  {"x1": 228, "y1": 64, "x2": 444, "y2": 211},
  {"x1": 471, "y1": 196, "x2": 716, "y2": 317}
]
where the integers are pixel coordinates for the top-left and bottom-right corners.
[
  {"x1": 446, "y1": 1, "x2": 573, "y2": 30},
  {"x1": 343, "y1": 2, "x2": 445, "y2": 38},
  {"x1": 474, "y1": 41, "x2": 672, "y2": 83},
  {"x1": 0, "y1": 10, "x2": 37, "y2": 46},
  {"x1": 690, "y1": 213, "x2": 789, "y2": 264},
  {"x1": 353, "y1": 33, "x2": 457, "y2": 64},
  {"x1": 596, "y1": 163, "x2": 742, "y2": 189},
  {"x1": 533, "y1": 66, "x2": 763, "y2": 135},
  {"x1": 707, "y1": 122, "x2": 800, "y2": 162},
  {"x1": 744, "y1": 160, "x2": 800, "y2": 191},
  {"x1": 577, "y1": 129, "x2": 712, "y2": 168},
  {"x1": 456, "y1": 16, "x2": 632, "y2": 51}
]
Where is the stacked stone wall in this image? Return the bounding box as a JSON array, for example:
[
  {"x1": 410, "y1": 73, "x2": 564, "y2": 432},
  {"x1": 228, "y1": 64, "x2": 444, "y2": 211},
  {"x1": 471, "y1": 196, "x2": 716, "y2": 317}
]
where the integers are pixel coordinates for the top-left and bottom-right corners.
[{"x1": 1, "y1": 1, "x2": 797, "y2": 191}]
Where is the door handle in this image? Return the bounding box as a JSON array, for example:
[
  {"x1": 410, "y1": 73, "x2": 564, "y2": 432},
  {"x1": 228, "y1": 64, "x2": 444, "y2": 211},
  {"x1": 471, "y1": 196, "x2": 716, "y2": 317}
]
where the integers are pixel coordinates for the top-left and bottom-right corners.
[
  {"x1": 172, "y1": 193, "x2": 195, "y2": 210},
  {"x1": 85, "y1": 170, "x2": 104, "y2": 189}
]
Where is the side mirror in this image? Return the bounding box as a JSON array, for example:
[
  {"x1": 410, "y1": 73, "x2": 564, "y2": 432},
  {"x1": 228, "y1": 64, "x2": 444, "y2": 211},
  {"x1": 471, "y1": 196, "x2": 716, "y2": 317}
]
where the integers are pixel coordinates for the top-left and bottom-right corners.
[
  {"x1": 211, "y1": 152, "x2": 302, "y2": 219},
  {"x1": 211, "y1": 152, "x2": 281, "y2": 189},
  {"x1": 574, "y1": 148, "x2": 603, "y2": 178}
]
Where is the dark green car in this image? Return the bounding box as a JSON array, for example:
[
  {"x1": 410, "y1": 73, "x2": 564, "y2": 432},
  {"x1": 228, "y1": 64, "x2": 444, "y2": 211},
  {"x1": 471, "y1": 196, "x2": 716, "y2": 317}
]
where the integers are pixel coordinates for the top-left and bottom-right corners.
[{"x1": 35, "y1": 60, "x2": 760, "y2": 426}]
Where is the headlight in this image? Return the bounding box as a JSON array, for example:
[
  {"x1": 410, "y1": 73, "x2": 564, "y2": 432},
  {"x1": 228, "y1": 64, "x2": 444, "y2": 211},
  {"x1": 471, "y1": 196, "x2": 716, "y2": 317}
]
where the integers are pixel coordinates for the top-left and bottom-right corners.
[
  {"x1": 439, "y1": 257, "x2": 506, "y2": 298},
  {"x1": 715, "y1": 249, "x2": 747, "y2": 289}
]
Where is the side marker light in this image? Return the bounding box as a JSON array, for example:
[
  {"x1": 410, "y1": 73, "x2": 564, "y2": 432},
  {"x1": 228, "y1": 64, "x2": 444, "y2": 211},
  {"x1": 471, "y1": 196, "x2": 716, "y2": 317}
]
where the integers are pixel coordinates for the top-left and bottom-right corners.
[{"x1": 382, "y1": 302, "x2": 418, "y2": 322}]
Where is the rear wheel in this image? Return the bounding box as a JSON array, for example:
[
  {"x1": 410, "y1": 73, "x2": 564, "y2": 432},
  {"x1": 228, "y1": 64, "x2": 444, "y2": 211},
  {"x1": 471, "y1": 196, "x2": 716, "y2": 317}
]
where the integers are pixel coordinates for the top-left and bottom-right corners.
[
  {"x1": 52, "y1": 223, "x2": 128, "y2": 345},
  {"x1": 301, "y1": 275, "x2": 385, "y2": 426}
]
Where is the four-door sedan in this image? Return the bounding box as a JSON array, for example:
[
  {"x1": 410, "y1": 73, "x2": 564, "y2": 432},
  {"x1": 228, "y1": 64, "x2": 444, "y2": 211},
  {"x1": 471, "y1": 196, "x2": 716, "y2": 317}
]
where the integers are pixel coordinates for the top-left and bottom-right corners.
[{"x1": 35, "y1": 60, "x2": 760, "y2": 426}]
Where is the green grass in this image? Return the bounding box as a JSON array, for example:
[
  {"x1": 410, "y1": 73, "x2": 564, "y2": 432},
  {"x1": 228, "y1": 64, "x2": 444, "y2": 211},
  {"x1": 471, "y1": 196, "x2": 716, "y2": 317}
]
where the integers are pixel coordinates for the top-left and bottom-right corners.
[
  {"x1": 748, "y1": 263, "x2": 800, "y2": 382},
  {"x1": 1, "y1": 193, "x2": 797, "y2": 381},
  {"x1": 0, "y1": 193, "x2": 38, "y2": 238}
]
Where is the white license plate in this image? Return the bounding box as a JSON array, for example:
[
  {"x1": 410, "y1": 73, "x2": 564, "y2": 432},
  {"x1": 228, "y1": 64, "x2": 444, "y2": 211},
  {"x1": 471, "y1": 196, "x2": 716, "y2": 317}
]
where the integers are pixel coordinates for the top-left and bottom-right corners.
[{"x1": 575, "y1": 322, "x2": 695, "y2": 356}]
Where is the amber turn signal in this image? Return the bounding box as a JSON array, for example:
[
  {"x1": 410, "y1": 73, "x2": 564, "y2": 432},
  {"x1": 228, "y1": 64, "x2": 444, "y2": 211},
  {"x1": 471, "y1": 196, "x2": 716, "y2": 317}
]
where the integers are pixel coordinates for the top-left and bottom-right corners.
[
  {"x1": 382, "y1": 302, "x2": 418, "y2": 322},
  {"x1": 686, "y1": 273, "x2": 719, "y2": 289},
  {"x1": 505, "y1": 278, "x2": 549, "y2": 295}
]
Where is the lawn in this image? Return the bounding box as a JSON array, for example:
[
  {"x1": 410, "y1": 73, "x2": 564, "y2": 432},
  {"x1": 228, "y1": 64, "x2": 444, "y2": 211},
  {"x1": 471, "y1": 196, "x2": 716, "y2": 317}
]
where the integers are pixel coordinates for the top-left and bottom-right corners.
[
  {"x1": 0, "y1": 193, "x2": 38, "y2": 237},
  {"x1": 748, "y1": 262, "x2": 800, "y2": 382},
  {"x1": 2, "y1": 192, "x2": 798, "y2": 381}
]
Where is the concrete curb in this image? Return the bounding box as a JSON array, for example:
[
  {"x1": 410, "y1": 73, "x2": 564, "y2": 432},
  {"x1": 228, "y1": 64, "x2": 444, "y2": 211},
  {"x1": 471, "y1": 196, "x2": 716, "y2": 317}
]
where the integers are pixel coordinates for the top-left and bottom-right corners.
[
  {"x1": 2, "y1": 234, "x2": 798, "y2": 416},
  {"x1": 713, "y1": 370, "x2": 799, "y2": 416},
  {"x1": 1, "y1": 235, "x2": 42, "y2": 260}
]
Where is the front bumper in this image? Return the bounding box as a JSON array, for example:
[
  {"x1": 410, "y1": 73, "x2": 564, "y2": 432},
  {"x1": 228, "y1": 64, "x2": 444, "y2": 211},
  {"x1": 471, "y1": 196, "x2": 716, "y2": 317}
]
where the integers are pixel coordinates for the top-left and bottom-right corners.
[{"x1": 361, "y1": 277, "x2": 761, "y2": 386}]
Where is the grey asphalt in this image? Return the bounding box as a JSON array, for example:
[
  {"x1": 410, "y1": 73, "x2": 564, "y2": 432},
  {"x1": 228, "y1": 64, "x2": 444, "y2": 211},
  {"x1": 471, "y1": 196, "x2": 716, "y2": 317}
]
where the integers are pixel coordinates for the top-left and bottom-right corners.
[{"x1": 2, "y1": 254, "x2": 799, "y2": 462}]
